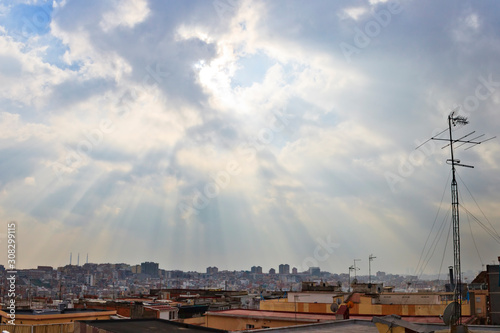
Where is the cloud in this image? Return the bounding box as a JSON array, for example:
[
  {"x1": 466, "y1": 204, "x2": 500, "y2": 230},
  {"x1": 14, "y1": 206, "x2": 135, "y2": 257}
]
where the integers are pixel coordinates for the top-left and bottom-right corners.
[
  {"x1": 0, "y1": 0, "x2": 499, "y2": 275},
  {"x1": 99, "y1": 0, "x2": 150, "y2": 32}
]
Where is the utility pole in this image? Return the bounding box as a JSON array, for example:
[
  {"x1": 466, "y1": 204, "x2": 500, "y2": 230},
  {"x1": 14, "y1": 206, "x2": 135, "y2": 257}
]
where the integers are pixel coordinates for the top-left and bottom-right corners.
[
  {"x1": 417, "y1": 109, "x2": 494, "y2": 327},
  {"x1": 369, "y1": 254, "x2": 376, "y2": 284}
]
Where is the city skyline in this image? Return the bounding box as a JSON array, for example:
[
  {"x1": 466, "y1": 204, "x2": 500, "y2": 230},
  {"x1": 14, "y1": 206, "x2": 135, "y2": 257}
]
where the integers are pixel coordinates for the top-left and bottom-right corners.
[
  {"x1": 0, "y1": 1, "x2": 499, "y2": 276},
  {"x1": 6, "y1": 257, "x2": 485, "y2": 281}
]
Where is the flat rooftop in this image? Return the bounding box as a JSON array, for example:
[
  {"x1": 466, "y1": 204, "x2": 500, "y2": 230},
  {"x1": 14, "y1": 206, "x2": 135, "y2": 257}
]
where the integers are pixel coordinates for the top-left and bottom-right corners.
[
  {"x1": 206, "y1": 309, "x2": 337, "y2": 322},
  {"x1": 1, "y1": 308, "x2": 111, "y2": 316},
  {"x1": 79, "y1": 318, "x2": 228, "y2": 332},
  {"x1": 249, "y1": 319, "x2": 377, "y2": 332},
  {"x1": 248, "y1": 318, "x2": 500, "y2": 333}
]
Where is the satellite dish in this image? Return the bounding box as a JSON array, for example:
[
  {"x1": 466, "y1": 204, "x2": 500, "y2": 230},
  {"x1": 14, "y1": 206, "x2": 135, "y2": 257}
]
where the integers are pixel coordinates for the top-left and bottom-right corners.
[
  {"x1": 330, "y1": 303, "x2": 339, "y2": 312},
  {"x1": 442, "y1": 301, "x2": 459, "y2": 326}
]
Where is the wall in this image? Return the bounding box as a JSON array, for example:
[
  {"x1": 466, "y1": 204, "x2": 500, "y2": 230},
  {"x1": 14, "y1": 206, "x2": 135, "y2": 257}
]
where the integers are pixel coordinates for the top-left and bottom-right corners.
[
  {"x1": 74, "y1": 302, "x2": 132, "y2": 317},
  {"x1": 488, "y1": 264, "x2": 500, "y2": 325},
  {"x1": 179, "y1": 316, "x2": 206, "y2": 326},
  {"x1": 0, "y1": 310, "x2": 115, "y2": 325},
  {"x1": 1, "y1": 323, "x2": 74, "y2": 333},
  {"x1": 353, "y1": 295, "x2": 470, "y2": 317},
  {"x1": 469, "y1": 290, "x2": 488, "y2": 320},
  {"x1": 376, "y1": 293, "x2": 443, "y2": 305},
  {"x1": 260, "y1": 299, "x2": 335, "y2": 314},
  {"x1": 260, "y1": 295, "x2": 471, "y2": 317},
  {"x1": 288, "y1": 292, "x2": 340, "y2": 304}
]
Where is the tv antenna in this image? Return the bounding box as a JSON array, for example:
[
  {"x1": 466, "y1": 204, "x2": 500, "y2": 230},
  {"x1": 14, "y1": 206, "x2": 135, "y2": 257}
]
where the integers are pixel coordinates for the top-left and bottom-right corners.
[
  {"x1": 416, "y1": 108, "x2": 495, "y2": 328},
  {"x1": 353, "y1": 259, "x2": 361, "y2": 279}
]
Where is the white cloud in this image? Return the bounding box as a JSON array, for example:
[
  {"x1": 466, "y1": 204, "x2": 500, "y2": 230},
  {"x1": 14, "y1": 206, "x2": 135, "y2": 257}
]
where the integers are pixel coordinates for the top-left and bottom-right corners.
[
  {"x1": 465, "y1": 13, "x2": 479, "y2": 30},
  {"x1": 24, "y1": 176, "x2": 36, "y2": 185},
  {"x1": 0, "y1": 0, "x2": 499, "y2": 274},
  {"x1": 343, "y1": 6, "x2": 368, "y2": 21},
  {"x1": 0, "y1": 36, "x2": 70, "y2": 106},
  {"x1": 451, "y1": 12, "x2": 482, "y2": 43},
  {"x1": 99, "y1": 0, "x2": 150, "y2": 32},
  {"x1": 0, "y1": 112, "x2": 53, "y2": 142}
]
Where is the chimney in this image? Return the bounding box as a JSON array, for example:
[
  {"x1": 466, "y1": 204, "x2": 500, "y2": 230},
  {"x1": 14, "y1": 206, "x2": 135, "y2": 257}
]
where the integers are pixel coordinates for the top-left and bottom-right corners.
[{"x1": 449, "y1": 266, "x2": 454, "y2": 289}]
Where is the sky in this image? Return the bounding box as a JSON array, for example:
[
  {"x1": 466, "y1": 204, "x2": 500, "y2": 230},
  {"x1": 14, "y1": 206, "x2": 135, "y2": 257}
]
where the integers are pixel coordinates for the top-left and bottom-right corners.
[{"x1": 0, "y1": 0, "x2": 499, "y2": 277}]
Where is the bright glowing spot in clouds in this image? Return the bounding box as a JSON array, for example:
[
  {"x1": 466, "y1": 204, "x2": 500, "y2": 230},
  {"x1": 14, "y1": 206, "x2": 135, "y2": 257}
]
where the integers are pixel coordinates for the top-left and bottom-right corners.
[
  {"x1": 196, "y1": 43, "x2": 239, "y2": 111},
  {"x1": 343, "y1": 6, "x2": 368, "y2": 20},
  {"x1": 194, "y1": 59, "x2": 206, "y2": 70}
]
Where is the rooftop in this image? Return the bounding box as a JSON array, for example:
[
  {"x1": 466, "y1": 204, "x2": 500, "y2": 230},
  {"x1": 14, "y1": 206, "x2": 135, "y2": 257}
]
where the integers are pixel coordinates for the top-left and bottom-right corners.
[
  {"x1": 78, "y1": 318, "x2": 228, "y2": 332},
  {"x1": 206, "y1": 309, "x2": 337, "y2": 322},
  {"x1": 249, "y1": 319, "x2": 377, "y2": 332},
  {"x1": 1, "y1": 308, "x2": 111, "y2": 316},
  {"x1": 247, "y1": 318, "x2": 500, "y2": 333}
]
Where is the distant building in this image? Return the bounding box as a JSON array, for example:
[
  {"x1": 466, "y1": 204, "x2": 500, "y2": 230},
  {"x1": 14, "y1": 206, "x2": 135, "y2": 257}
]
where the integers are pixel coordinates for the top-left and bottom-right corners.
[
  {"x1": 141, "y1": 262, "x2": 159, "y2": 277},
  {"x1": 278, "y1": 264, "x2": 290, "y2": 275},
  {"x1": 167, "y1": 270, "x2": 185, "y2": 278},
  {"x1": 309, "y1": 267, "x2": 320, "y2": 276},
  {"x1": 251, "y1": 266, "x2": 262, "y2": 274},
  {"x1": 292, "y1": 267, "x2": 298, "y2": 274},
  {"x1": 85, "y1": 274, "x2": 95, "y2": 286},
  {"x1": 207, "y1": 266, "x2": 219, "y2": 275},
  {"x1": 144, "y1": 304, "x2": 179, "y2": 320},
  {"x1": 269, "y1": 268, "x2": 276, "y2": 275},
  {"x1": 301, "y1": 281, "x2": 341, "y2": 292},
  {"x1": 37, "y1": 266, "x2": 53, "y2": 271}
]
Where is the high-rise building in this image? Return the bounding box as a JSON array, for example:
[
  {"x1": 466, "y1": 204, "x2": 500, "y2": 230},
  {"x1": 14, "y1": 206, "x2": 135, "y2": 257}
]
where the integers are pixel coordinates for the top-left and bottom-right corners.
[
  {"x1": 269, "y1": 268, "x2": 276, "y2": 274},
  {"x1": 85, "y1": 274, "x2": 95, "y2": 286},
  {"x1": 207, "y1": 266, "x2": 219, "y2": 274},
  {"x1": 141, "y1": 262, "x2": 159, "y2": 277},
  {"x1": 279, "y1": 264, "x2": 290, "y2": 275},
  {"x1": 309, "y1": 267, "x2": 321, "y2": 276},
  {"x1": 292, "y1": 267, "x2": 298, "y2": 274},
  {"x1": 251, "y1": 266, "x2": 263, "y2": 274}
]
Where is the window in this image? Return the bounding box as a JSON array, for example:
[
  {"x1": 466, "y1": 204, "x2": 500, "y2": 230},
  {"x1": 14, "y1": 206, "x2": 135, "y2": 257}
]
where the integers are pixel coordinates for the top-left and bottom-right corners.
[
  {"x1": 476, "y1": 297, "x2": 481, "y2": 303},
  {"x1": 477, "y1": 308, "x2": 482, "y2": 313},
  {"x1": 246, "y1": 324, "x2": 255, "y2": 329}
]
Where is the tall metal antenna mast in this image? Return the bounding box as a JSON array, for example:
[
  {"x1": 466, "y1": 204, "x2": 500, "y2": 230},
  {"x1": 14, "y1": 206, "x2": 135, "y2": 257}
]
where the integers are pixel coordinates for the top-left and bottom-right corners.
[
  {"x1": 417, "y1": 109, "x2": 495, "y2": 328},
  {"x1": 353, "y1": 259, "x2": 361, "y2": 279}
]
